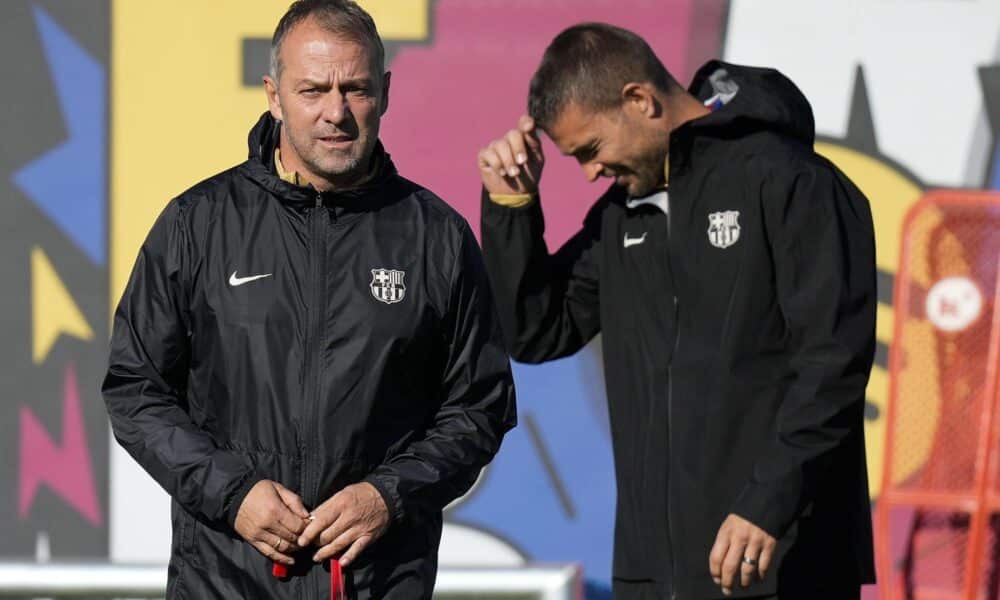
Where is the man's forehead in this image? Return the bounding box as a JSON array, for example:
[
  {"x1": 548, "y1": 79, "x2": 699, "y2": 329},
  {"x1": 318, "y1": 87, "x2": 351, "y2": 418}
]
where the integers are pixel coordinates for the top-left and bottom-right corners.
[
  {"x1": 548, "y1": 103, "x2": 602, "y2": 153},
  {"x1": 280, "y1": 18, "x2": 377, "y2": 76}
]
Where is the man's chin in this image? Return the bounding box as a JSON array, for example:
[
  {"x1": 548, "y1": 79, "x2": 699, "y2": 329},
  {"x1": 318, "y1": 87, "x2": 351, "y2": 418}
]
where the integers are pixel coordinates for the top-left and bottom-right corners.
[
  {"x1": 624, "y1": 182, "x2": 656, "y2": 198},
  {"x1": 309, "y1": 157, "x2": 364, "y2": 179},
  {"x1": 610, "y1": 175, "x2": 653, "y2": 197}
]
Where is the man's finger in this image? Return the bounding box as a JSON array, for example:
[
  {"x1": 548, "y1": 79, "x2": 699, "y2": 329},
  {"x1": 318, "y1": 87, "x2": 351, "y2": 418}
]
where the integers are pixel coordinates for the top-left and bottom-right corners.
[
  {"x1": 298, "y1": 507, "x2": 339, "y2": 547},
  {"x1": 518, "y1": 116, "x2": 544, "y2": 159},
  {"x1": 338, "y1": 535, "x2": 372, "y2": 568},
  {"x1": 708, "y1": 533, "x2": 728, "y2": 584},
  {"x1": 740, "y1": 537, "x2": 763, "y2": 588},
  {"x1": 274, "y1": 506, "x2": 307, "y2": 536},
  {"x1": 491, "y1": 139, "x2": 519, "y2": 177},
  {"x1": 720, "y1": 537, "x2": 746, "y2": 594},
  {"x1": 758, "y1": 538, "x2": 776, "y2": 580},
  {"x1": 318, "y1": 515, "x2": 353, "y2": 547},
  {"x1": 262, "y1": 520, "x2": 302, "y2": 547},
  {"x1": 478, "y1": 147, "x2": 505, "y2": 177},
  {"x1": 258, "y1": 494, "x2": 306, "y2": 538},
  {"x1": 253, "y1": 540, "x2": 295, "y2": 565},
  {"x1": 273, "y1": 482, "x2": 310, "y2": 520},
  {"x1": 313, "y1": 527, "x2": 357, "y2": 563},
  {"x1": 505, "y1": 129, "x2": 530, "y2": 166}
]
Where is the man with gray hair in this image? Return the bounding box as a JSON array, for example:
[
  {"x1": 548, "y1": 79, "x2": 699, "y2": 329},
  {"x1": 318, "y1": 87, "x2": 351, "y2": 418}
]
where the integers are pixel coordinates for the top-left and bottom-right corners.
[{"x1": 103, "y1": 1, "x2": 516, "y2": 598}]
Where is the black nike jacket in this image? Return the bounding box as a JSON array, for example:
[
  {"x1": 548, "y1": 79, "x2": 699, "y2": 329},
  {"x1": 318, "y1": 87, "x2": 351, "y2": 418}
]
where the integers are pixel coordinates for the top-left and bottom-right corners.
[
  {"x1": 103, "y1": 113, "x2": 516, "y2": 599},
  {"x1": 481, "y1": 61, "x2": 876, "y2": 598}
]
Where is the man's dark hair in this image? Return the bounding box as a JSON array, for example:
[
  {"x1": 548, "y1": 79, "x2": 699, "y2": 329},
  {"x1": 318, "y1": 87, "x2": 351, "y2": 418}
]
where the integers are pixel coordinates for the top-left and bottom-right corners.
[
  {"x1": 528, "y1": 23, "x2": 679, "y2": 129},
  {"x1": 270, "y1": 0, "x2": 385, "y2": 82}
]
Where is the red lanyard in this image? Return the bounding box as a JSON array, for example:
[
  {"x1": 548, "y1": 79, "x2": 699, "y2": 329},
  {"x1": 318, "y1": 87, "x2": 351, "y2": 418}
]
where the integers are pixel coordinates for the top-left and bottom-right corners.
[
  {"x1": 273, "y1": 559, "x2": 344, "y2": 599},
  {"x1": 330, "y1": 559, "x2": 344, "y2": 600}
]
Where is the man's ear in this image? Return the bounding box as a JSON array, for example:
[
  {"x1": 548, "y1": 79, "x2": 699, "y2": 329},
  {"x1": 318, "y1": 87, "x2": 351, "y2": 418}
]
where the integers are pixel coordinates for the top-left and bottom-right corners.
[
  {"x1": 621, "y1": 82, "x2": 662, "y2": 120},
  {"x1": 379, "y1": 71, "x2": 392, "y2": 117},
  {"x1": 263, "y1": 75, "x2": 283, "y2": 122}
]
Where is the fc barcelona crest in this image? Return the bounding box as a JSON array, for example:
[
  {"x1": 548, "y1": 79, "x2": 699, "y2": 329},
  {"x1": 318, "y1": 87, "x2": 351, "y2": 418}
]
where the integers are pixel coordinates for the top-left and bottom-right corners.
[
  {"x1": 370, "y1": 268, "x2": 406, "y2": 304},
  {"x1": 707, "y1": 211, "x2": 741, "y2": 249}
]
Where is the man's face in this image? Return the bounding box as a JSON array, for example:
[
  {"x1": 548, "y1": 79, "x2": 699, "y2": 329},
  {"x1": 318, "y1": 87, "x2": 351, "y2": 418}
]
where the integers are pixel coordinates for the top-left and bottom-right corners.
[
  {"x1": 264, "y1": 18, "x2": 389, "y2": 188},
  {"x1": 548, "y1": 101, "x2": 669, "y2": 197}
]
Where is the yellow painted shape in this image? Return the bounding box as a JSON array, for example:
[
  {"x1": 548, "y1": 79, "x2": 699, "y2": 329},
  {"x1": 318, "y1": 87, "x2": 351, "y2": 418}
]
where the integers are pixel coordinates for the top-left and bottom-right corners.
[
  {"x1": 876, "y1": 303, "x2": 894, "y2": 348},
  {"x1": 110, "y1": 0, "x2": 431, "y2": 315},
  {"x1": 32, "y1": 247, "x2": 95, "y2": 364},
  {"x1": 815, "y1": 143, "x2": 923, "y2": 276}
]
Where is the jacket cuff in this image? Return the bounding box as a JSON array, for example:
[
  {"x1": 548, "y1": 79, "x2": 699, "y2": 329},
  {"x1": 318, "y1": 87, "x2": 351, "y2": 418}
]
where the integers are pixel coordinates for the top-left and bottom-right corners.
[
  {"x1": 222, "y1": 471, "x2": 262, "y2": 530},
  {"x1": 481, "y1": 187, "x2": 540, "y2": 213},
  {"x1": 363, "y1": 473, "x2": 405, "y2": 525},
  {"x1": 488, "y1": 192, "x2": 536, "y2": 208},
  {"x1": 730, "y1": 477, "x2": 802, "y2": 539}
]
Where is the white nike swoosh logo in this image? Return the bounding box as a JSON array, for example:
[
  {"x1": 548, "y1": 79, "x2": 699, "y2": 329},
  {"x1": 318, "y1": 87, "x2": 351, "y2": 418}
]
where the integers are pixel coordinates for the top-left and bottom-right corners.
[
  {"x1": 229, "y1": 271, "x2": 273, "y2": 286},
  {"x1": 623, "y1": 232, "x2": 648, "y2": 248}
]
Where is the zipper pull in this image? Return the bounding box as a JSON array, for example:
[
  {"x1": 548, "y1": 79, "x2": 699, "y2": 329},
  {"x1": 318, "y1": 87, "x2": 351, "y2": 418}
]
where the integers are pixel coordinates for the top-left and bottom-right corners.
[{"x1": 315, "y1": 193, "x2": 322, "y2": 208}]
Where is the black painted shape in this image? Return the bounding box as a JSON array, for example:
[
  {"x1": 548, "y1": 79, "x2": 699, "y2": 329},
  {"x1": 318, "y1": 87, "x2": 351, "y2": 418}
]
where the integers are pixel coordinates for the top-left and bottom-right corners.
[
  {"x1": 242, "y1": 37, "x2": 271, "y2": 86},
  {"x1": 877, "y1": 269, "x2": 895, "y2": 306},
  {"x1": 242, "y1": 38, "x2": 403, "y2": 87},
  {"x1": 875, "y1": 341, "x2": 890, "y2": 370},
  {"x1": 977, "y1": 64, "x2": 1000, "y2": 187},
  {"x1": 846, "y1": 65, "x2": 879, "y2": 157},
  {"x1": 523, "y1": 413, "x2": 577, "y2": 520},
  {"x1": 864, "y1": 399, "x2": 880, "y2": 421}
]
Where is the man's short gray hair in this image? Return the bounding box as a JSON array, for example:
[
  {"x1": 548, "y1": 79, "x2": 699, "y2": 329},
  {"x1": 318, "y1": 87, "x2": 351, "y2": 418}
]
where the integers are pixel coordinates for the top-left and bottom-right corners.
[{"x1": 270, "y1": 0, "x2": 385, "y2": 83}]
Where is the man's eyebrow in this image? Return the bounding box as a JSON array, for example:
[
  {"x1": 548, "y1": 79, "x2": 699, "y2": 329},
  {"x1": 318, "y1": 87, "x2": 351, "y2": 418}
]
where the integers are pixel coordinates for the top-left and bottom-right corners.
[
  {"x1": 293, "y1": 77, "x2": 330, "y2": 88},
  {"x1": 339, "y1": 77, "x2": 376, "y2": 89},
  {"x1": 568, "y1": 139, "x2": 597, "y2": 157}
]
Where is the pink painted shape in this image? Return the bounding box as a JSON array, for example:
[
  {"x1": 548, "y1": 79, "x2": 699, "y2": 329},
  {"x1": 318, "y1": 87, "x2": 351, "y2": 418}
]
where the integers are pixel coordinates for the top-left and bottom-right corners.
[
  {"x1": 19, "y1": 363, "x2": 102, "y2": 525},
  {"x1": 382, "y1": 0, "x2": 702, "y2": 249}
]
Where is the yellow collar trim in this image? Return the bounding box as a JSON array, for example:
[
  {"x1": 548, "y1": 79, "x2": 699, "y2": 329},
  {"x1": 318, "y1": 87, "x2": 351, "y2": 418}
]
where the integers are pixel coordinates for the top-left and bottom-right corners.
[{"x1": 274, "y1": 148, "x2": 304, "y2": 187}]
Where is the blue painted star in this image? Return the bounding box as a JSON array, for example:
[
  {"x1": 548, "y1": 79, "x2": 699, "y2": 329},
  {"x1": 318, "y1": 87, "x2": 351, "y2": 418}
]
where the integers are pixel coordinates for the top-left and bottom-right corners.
[
  {"x1": 13, "y1": 5, "x2": 107, "y2": 265},
  {"x1": 451, "y1": 343, "x2": 617, "y2": 594}
]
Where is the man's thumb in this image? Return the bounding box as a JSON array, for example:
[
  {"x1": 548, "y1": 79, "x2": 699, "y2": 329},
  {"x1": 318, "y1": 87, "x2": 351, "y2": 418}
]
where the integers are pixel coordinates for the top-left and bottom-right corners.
[{"x1": 273, "y1": 482, "x2": 310, "y2": 518}]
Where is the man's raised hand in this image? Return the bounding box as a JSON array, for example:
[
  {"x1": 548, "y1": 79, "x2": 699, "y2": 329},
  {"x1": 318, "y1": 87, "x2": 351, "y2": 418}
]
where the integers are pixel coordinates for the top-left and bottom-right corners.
[{"x1": 478, "y1": 115, "x2": 545, "y2": 195}]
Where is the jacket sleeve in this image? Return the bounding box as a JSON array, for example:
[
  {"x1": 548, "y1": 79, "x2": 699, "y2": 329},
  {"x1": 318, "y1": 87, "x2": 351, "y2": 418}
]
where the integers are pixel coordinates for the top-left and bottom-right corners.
[
  {"x1": 479, "y1": 188, "x2": 604, "y2": 363},
  {"x1": 362, "y1": 223, "x2": 517, "y2": 523},
  {"x1": 730, "y1": 162, "x2": 877, "y2": 538},
  {"x1": 102, "y1": 199, "x2": 259, "y2": 528}
]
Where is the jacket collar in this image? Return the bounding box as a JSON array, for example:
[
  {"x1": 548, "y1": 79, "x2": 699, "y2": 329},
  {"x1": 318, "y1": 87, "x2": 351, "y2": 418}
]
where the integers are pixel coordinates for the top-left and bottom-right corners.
[{"x1": 241, "y1": 112, "x2": 400, "y2": 210}]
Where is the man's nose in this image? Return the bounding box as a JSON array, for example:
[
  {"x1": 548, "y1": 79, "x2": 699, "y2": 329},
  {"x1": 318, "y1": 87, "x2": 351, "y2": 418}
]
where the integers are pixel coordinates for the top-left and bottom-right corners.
[
  {"x1": 320, "y1": 90, "x2": 350, "y2": 125},
  {"x1": 582, "y1": 162, "x2": 604, "y2": 183}
]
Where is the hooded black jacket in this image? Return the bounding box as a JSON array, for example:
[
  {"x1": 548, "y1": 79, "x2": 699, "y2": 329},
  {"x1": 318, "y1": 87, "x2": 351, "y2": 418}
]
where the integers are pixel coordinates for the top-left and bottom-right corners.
[
  {"x1": 103, "y1": 113, "x2": 516, "y2": 599},
  {"x1": 481, "y1": 61, "x2": 876, "y2": 598}
]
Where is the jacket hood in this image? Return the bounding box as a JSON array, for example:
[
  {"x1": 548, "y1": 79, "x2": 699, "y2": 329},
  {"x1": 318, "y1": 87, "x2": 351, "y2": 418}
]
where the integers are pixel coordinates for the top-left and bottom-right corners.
[
  {"x1": 684, "y1": 60, "x2": 815, "y2": 145},
  {"x1": 242, "y1": 111, "x2": 399, "y2": 206}
]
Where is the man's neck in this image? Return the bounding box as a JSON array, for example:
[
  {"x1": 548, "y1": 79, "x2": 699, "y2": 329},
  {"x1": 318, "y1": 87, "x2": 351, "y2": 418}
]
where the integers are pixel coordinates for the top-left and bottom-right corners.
[
  {"x1": 669, "y1": 92, "x2": 712, "y2": 132},
  {"x1": 655, "y1": 93, "x2": 712, "y2": 189}
]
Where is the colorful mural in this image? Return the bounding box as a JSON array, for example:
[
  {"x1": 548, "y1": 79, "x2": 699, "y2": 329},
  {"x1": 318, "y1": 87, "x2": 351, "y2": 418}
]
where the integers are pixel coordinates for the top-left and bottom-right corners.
[{"x1": 2, "y1": 1, "x2": 998, "y2": 597}]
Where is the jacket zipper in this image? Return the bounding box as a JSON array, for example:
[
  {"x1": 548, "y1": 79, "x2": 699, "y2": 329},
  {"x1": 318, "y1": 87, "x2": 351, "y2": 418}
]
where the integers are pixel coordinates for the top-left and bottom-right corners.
[
  {"x1": 665, "y1": 190, "x2": 680, "y2": 600},
  {"x1": 307, "y1": 193, "x2": 325, "y2": 596}
]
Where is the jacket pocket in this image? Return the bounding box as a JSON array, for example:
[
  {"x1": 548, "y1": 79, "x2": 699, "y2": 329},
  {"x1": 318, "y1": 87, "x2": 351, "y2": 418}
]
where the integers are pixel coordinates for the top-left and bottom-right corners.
[{"x1": 179, "y1": 508, "x2": 198, "y2": 558}]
